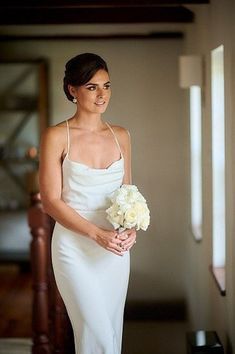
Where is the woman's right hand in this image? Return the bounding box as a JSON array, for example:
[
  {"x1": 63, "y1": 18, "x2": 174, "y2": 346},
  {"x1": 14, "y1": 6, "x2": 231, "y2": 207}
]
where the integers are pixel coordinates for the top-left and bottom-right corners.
[{"x1": 94, "y1": 228, "x2": 126, "y2": 256}]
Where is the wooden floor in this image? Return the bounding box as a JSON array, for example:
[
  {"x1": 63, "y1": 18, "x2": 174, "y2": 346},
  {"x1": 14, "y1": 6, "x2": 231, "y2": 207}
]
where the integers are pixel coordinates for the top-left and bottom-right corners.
[
  {"x1": 0, "y1": 264, "x2": 32, "y2": 338},
  {"x1": 0, "y1": 263, "x2": 189, "y2": 354}
]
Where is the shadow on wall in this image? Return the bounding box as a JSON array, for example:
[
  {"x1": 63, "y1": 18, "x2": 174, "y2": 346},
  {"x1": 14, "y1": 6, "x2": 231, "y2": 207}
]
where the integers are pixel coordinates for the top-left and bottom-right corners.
[{"x1": 125, "y1": 271, "x2": 187, "y2": 321}]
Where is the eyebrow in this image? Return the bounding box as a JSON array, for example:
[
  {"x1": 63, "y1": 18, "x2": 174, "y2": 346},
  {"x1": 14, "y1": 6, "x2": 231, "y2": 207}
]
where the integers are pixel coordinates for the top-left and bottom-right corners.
[{"x1": 85, "y1": 81, "x2": 111, "y2": 86}]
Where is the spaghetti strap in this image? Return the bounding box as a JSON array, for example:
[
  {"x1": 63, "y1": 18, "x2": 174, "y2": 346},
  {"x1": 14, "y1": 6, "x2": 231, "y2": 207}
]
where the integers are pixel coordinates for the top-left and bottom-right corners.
[
  {"x1": 105, "y1": 122, "x2": 123, "y2": 158},
  {"x1": 66, "y1": 120, "x2": 70, "y2": 156}
]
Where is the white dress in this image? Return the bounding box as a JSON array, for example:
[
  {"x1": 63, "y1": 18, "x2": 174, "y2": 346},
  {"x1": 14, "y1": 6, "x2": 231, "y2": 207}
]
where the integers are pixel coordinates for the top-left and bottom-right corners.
[{"x1": 51, "y1": 120, "x2": 130, "y2": 354}]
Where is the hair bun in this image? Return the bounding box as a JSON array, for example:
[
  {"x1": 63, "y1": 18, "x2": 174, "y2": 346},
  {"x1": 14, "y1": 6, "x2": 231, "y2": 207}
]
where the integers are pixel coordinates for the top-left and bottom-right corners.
[{"x1": 63, "y1": 53, "x2": 109, "y2": 102}]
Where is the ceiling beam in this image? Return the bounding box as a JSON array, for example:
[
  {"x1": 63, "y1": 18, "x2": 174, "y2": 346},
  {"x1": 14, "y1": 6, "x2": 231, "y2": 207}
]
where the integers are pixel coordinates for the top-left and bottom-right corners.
[
  {"x1": 0, "y1": 6, "x2": 194, "y2": 25},
  {"x1": 0, "y1": 0, "x2": 210, "y2": 8},
  {"x1": 0, "y1": 32, "x2": 184, "y2": 41}
]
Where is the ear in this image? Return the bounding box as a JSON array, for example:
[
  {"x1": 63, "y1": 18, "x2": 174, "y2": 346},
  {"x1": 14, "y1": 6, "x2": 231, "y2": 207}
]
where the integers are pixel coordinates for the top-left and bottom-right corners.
[{"x1": 68, "y1": 84, "x2": 77, "y2": 97}]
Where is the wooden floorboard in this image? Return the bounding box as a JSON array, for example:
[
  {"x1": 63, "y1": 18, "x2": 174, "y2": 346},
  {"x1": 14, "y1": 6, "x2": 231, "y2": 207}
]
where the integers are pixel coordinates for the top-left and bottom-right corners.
[
  {"x1": 0, "y1": 264, "x2": 32, "y2": 337},
  {"x1": 0, "y1": 263, "x2": 190, "y2": 354}
]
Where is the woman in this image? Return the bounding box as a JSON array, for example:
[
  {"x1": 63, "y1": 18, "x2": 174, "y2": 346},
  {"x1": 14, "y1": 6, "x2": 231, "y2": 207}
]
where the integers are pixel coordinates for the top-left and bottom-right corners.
[{"x1": 39, "y1": 53, "x2": 137, "y2": 354}]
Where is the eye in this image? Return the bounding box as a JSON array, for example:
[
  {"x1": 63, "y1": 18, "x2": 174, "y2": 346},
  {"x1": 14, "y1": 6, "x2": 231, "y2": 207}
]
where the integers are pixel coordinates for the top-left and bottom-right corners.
[
  {"x1": 87, "y1": 85, "x2": 96, "y2": 91},
  {"x1": 104, "y1": 84, "x2": 111, "y2": 90}
]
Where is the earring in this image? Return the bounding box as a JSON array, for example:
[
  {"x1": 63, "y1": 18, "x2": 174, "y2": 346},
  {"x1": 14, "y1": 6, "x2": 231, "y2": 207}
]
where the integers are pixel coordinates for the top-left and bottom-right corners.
[{"x1": 72, "y1": 97, "x2": 77, "y2": 104}]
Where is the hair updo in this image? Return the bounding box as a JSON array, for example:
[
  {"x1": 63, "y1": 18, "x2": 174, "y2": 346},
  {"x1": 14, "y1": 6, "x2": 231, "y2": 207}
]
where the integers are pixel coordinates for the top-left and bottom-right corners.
[{"x1": 63, "y1": 53, "x2": 109, "y2": 102}]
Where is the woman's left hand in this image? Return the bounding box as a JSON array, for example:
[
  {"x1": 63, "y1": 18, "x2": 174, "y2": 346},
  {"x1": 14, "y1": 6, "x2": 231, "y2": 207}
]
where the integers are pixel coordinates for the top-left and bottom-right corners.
[{"x1": 117, "y1": 228, "x2": 137, "y2": 251}]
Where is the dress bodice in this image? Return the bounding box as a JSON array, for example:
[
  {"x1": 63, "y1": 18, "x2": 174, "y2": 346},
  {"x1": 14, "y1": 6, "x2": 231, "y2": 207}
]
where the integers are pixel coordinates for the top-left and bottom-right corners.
[{"x1": 61, "y1": 120, "x2": 125, "y2": 212}]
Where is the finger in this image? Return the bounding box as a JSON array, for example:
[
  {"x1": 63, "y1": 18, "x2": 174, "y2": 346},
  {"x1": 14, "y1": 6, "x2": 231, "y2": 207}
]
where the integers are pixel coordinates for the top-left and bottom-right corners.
[
  {"x1": 119, "y1": 238, "x2": 132, "y2": 250},
  {"x1": 125, "y1": 243, "x2": 136, "y2": 251},
  {"x1": 111, "y1": 237, "x2": 123, "y2": 245},
  {"x1": 123, "y1": 228, "x2": 135, "y2": 235},
  {"x1": 117, "y1": 230, "x2": 130, "y2": 237},
  {"x1": 123, "y1": 242, "x2": 133, "y2": 250},
  {"x1": 121, "y1": 236, "x2": 136, "y2": 247},
  {"x1": 115, "y1": 231, "x2": 126, "y2": 238},
  {"x1": 117, "y1": 234, "x2": 129, "y2": 241},
  {"x1": 102, "y1": 231, "x2": 121, "y2": 243},
  {"x1": 109, "y1": 242, "x2": 125, "y2": 252},
  {"x1": 107, "y1": 231, "x2": 118, "y2": 239},
  {"x1": 123, "y1": 238, "x2": 137, "y2": 250},
  {"x1": 106, "y1": 247, "x2": 124, "y2": 256},
  {"x1": 124, "y1": 229, "x2": 136, "y2": 239}
]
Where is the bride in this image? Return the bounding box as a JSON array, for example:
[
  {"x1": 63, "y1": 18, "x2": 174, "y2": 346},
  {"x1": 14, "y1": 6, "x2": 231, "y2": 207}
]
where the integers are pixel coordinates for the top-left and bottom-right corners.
[{"x1": 39, "y1": 53, "x2": 137, "y2": 354}]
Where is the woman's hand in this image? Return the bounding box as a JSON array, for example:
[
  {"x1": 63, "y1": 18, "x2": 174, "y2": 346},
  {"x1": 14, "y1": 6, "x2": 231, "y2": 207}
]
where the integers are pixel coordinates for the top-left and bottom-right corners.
[
  {"x1": 117, "y1": 228, "x2": 137, "y2": 251},
  {"x1": 94, "y1": 228, "x2": 126, "y2": 256}
]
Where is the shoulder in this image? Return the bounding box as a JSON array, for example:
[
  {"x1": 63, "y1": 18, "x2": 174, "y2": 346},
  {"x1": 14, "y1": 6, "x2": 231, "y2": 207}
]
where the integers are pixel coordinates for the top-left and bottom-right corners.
[
  {"x1": 40, "y1": 121, "x2": 68, "y2": 156},
  {"x1": 108, "y1": 123, "x2": 131, "y2": 142},
  {"x1": 107, "y1": 123, "x2": 131, "y2": 155},
  {"x1": 41, "y1": 121, "x2": 67, "y2": 142}
]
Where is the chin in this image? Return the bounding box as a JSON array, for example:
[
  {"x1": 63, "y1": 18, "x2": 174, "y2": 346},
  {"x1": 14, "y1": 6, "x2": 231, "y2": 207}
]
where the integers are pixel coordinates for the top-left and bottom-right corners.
[{"x1": 93, "y1": 105, "x2": 108, "y2": 113}]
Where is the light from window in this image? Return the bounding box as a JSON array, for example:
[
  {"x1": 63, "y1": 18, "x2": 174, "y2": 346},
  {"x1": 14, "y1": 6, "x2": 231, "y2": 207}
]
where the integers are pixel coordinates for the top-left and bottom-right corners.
[
  {"x1": 190, "y1": 86, "x2": 202, "y2": 240},
  {"x1": 211, "y1": 45, "x2": 226, "y2": 268}
]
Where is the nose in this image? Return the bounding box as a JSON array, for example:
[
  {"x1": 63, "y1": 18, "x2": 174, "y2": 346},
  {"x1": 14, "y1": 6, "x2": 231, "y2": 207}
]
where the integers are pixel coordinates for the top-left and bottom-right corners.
[{"x1": 97, "y1": 88, "x2": 105, "y2": 98}]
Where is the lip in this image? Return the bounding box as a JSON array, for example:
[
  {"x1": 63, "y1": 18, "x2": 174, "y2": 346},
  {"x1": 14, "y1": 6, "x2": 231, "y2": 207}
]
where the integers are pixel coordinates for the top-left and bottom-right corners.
[{"x1": 95, "y1": 101, "x2": 105, "y2": 105}]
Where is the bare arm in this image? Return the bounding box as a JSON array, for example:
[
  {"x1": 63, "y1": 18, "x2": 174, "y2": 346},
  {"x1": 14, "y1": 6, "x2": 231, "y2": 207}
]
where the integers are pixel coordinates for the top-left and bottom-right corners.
[
  {"x1": 115, "y1": 126, "x2": 137, "y2": 250},
  {"x1": 115, "y1": 127, "x2": 132, "y2": 185},
  {"x1": 39, "y1": 126, "x2": 124, "y2": 256}
]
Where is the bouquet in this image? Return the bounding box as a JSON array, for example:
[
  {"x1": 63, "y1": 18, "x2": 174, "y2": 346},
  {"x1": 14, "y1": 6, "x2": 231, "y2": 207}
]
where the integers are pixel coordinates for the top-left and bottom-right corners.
[{"x1": 106, "y1": 184, "x2": 150, "y2": 232}]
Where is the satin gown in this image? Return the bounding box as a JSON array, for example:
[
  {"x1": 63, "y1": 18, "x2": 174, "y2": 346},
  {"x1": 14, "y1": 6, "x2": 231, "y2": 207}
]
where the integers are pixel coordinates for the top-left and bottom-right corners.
[{"x1": 51, "y1": 120, "x2": 130, "y2": 354}]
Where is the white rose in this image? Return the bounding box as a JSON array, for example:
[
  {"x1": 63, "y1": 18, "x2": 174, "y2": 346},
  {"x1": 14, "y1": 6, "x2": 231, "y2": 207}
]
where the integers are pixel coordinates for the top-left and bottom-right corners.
[
  {"x1": 106, "y1": 203, "x2": 124, "y2": 229},
  {"x1": 139, "y1": 212, "x2": 150, "y2": 231},
  {"x1": 133, "y1": 202, "x2": 150, "y2": 231},
  {"x1": 113, "y1": 186, "x2": 127, "y2": 203},
  {"x1": 123, "y1": 207, "x2": 138, "y2": 229}
]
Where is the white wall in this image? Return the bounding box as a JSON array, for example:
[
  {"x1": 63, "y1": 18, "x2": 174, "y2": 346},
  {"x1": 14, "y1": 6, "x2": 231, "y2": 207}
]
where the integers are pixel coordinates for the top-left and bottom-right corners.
[
  {"x1": 1, "y1": 5, "x2": 235, "y2": 350},
  {"x1": 183, "y1": 0, "x2": 235, "y2": 351},
  {"x1": 0, "y1": 32, "x2": 188, "y2": 302}
]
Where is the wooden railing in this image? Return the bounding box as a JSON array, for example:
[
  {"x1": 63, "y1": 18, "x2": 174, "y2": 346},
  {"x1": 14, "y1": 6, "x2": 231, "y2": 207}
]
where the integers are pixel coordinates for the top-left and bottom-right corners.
[{"x1": 28, "y1": 192, "x2": 75, "y2": 354}]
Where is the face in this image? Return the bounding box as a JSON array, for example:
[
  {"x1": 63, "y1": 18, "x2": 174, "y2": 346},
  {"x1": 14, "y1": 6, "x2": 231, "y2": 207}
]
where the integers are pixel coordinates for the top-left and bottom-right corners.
[{"x1": 69, "y1": 69, "x2": 111, "y2": 114}]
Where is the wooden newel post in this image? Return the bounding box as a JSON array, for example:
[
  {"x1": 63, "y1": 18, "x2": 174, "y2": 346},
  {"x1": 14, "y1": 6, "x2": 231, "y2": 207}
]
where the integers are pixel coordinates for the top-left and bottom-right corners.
[
  {"x1": 28, "y1": 192, "x2": 51, "y2": 354},
  {"x1": 47, "y1": 216, "x2": 75, "y2": 354},
  {"x1": 28, "y1": 192, "x2": 75, "y2": 354}
]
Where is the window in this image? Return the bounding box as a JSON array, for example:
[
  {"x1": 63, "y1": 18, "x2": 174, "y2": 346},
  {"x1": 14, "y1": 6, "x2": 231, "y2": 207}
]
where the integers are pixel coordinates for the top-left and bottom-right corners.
[
  {"x1": 211, "y1": 45, "x2": 226, "y2": 271},
  {"x1": 190, "y1": 86, "x2": 202, "y2": 240}
]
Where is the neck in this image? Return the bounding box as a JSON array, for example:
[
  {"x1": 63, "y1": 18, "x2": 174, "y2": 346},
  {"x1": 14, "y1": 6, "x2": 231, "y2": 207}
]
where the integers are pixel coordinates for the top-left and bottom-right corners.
[{"x1": 73, "y1": 111, "x2": 105, "y2": 131}]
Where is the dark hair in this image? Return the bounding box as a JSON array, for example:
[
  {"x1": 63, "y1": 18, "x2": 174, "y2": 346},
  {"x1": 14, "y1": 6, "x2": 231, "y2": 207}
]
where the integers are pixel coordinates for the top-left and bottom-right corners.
[{"x1": 63, "y1": 53, "x2": 109, "y2": 102}]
